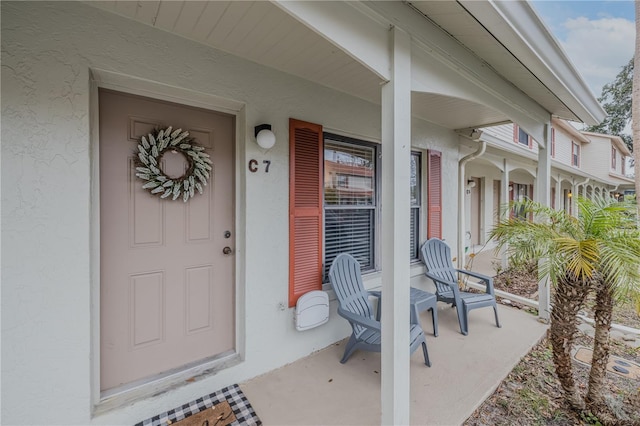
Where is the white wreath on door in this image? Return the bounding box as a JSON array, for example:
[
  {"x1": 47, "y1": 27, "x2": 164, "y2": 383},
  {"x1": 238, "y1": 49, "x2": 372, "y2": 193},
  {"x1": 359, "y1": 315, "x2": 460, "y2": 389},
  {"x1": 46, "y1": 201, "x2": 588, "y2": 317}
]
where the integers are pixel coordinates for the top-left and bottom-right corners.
[{"x1": 135, "y1": 126, "x2": 212, "y2": 202}]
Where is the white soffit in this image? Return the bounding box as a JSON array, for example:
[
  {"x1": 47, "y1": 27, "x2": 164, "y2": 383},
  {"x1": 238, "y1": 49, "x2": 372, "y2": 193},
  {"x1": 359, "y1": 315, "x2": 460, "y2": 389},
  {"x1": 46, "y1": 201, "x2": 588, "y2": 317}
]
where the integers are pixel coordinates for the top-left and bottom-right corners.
[
  {"x1": 86, "y1": 1, "x2": 600, "y2": 132},
  {"x1": 87, "y1": 1, "x2": 384, "y2": 104},
  {"x1": 412, "y1": 93, "x2": 506, "y2": 130},
  {"x1": 409, "y1": 0, "x2": 605, "y2": 126}
]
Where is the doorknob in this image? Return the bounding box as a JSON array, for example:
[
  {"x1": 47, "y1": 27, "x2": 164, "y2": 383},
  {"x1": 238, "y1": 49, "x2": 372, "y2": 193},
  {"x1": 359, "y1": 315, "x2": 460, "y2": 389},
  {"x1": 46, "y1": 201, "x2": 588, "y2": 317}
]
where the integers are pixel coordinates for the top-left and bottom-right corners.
[{"x1": 223, "y1": 247, "x2": 233, "y2": 255}]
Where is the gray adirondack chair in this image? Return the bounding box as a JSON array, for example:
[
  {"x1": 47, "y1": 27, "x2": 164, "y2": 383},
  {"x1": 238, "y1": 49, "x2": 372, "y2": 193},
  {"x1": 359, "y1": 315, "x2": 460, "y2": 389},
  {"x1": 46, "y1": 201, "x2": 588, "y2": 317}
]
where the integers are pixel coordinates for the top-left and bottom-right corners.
[
  {"x1": 328, "y1": 253, "x2": 430, "y2": 366},
  {"x1": 420, "y1": 238, "x2": 501, "y2": 335}
]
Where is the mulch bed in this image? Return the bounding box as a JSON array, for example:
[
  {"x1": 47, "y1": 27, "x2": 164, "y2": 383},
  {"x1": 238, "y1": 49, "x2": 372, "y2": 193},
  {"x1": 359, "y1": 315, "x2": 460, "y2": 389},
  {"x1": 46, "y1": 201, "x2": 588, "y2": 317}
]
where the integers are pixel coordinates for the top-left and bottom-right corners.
[
  {"x1": 489, "y1": 263, "x2": 640, "y2": 330},
  {"x1": 464, "y1": 263, "x2": 640, "y2": 425},
  {"x1": 464, "y1": 335, "x2": 640, "y2": 425}
]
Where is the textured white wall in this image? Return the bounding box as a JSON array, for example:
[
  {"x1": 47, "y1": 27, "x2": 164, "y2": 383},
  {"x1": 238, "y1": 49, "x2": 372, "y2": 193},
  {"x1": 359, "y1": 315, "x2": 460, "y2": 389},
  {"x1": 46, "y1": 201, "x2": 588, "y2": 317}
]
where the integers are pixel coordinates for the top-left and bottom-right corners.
[{"x1": 1, "y1": 2, "x2": 461, "y2": 425}]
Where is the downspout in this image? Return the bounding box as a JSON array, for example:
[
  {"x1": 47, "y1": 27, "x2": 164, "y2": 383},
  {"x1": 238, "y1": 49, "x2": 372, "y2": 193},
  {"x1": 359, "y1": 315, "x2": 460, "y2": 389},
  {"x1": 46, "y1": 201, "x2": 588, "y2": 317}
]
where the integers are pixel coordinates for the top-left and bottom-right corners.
[{"x1": 457, "y1": 129, "x2": 485, "y2": 269}]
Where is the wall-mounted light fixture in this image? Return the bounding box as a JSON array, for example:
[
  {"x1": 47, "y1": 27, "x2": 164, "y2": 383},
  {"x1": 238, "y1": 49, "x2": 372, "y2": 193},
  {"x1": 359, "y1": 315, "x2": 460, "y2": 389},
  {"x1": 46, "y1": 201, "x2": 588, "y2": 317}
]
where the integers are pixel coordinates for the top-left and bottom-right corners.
[
  {"x1": 466, "y1": 179, "x2": 476, "y2": 188},
  {"x1": 255, "y1": 124, "x2": 276, "y2": 149},
  {"x1": 567, "y1": 190, "x2": 573, "y2": 198},
  {"x1": 508, "y1": 185, "x2": 513, "y2": 192}
]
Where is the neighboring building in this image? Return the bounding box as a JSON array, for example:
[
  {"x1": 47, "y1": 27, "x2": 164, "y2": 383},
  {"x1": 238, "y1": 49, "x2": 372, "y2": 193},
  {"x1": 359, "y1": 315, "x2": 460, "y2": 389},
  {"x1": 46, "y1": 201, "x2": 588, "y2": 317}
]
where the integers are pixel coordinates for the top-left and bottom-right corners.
[
  {"x1": 580, "y1": 131, "x2": 634, "y2": 196},
  {"x1": 463, "y1": 120, "x2": 632, "y2": 250},
  {"x1": 1, "y1": 1, "x2": 604, "y2": 425}
]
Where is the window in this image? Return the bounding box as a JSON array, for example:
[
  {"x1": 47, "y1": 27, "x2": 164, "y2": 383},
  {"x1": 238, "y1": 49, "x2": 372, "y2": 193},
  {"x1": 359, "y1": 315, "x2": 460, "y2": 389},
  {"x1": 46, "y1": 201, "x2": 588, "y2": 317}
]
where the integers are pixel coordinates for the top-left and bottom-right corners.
[
  {"x1": 572, "y1": 142, "x2": 580, "y2": 167},
  {"x1": 323, "y1": 134, "x2": 378, "y2": 279},
  {"x1": 514, "y1": 125, "x2": 530, "y2": 147},
  {"x1": 290, "y1": 119, "x2": 433, "y2": 300},
  {"x1": 410, "y1": 152, "x2": 422, "y2": 261},
  {"x1": 611, "y1": 146, "x2": 617, "y2": 170},
  {"x1": 551, "y1": 128, "x2": 556, "y2": 158}
]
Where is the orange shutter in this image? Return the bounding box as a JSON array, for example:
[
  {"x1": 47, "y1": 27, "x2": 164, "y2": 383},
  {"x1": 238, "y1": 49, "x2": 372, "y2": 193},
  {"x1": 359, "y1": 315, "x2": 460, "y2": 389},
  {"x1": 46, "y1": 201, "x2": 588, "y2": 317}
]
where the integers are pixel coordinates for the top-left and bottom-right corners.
[
  {"x1": 427, "y1": 150, "x2": 442, "y2": 239},
  {"x1": 289, "y1": 119, "x2": 323, "y2": 307}
]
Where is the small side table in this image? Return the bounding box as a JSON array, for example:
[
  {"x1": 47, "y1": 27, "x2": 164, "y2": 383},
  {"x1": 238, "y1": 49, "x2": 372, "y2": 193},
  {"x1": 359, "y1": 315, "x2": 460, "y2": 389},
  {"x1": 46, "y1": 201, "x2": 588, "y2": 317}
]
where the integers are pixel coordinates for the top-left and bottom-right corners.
[{"x1": 410, "y1": 287, "x2": 439, "y2": 337}]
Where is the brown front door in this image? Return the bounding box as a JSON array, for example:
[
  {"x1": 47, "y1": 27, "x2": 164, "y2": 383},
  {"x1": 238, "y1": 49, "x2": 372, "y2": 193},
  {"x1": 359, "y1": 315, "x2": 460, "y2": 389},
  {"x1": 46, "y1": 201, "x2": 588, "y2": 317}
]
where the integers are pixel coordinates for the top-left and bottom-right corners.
[{"x1": 99, "y1": 89, "x2": 235, "y2": 391}]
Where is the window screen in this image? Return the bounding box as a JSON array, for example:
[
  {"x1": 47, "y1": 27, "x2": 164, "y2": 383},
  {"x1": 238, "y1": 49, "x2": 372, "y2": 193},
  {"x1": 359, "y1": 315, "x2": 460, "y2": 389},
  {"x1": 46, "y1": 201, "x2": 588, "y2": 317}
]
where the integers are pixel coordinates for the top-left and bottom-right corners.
[
  {"x1": 323, "y1": 136, "x2": 377, "y2": 279},
  {"x1": 517, "y1": 127, "x2": 529, "y2": 146}
]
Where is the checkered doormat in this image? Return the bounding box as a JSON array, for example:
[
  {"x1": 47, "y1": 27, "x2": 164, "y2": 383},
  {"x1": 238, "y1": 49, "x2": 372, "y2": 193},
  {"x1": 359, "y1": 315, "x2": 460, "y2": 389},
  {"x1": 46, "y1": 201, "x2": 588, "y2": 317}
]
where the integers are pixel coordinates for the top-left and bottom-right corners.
[{"x1": 135, "y1": 384, "x2": 261, "y2": 426}]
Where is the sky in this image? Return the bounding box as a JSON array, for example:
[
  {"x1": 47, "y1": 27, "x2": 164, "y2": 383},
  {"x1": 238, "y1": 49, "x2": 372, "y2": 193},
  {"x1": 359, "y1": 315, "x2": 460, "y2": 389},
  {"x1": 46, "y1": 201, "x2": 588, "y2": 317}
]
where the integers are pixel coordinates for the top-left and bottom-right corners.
[{"x1": 531, "y1": 0, "x2": 635, "y2": 98}]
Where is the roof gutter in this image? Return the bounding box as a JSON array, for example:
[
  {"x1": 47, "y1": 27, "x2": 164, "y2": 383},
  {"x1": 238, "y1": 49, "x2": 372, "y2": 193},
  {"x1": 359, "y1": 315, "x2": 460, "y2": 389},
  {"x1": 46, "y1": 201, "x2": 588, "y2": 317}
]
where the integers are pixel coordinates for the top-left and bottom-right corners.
[{"x1": 457, "y1": 129, "x2": 485, "y2": 269}]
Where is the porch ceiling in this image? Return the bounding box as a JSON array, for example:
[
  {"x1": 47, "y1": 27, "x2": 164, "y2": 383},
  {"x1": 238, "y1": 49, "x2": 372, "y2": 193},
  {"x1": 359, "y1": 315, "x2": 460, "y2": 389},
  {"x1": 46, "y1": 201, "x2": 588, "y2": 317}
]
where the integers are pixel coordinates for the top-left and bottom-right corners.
[
  {"x1": 88, "y1": 0, "x2": 384, "y2": 104},
  {"x1": 87, "y1": 1, "x2": 599, "y2": 131}
]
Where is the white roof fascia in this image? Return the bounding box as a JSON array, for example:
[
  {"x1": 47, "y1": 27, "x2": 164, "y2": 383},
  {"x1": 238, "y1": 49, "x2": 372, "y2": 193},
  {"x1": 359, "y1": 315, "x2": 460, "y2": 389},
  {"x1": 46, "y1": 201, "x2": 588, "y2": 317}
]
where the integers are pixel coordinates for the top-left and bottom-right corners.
[{"x1": 459, "y1": 0, "x2": 606, "y2": 126}]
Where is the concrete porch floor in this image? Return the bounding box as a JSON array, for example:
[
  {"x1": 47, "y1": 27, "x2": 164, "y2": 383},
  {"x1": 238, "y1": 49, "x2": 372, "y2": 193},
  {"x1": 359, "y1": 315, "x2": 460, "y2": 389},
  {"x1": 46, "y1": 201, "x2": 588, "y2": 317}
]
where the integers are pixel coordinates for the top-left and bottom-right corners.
[{"x1": 241, "y1": 304, "x2": 547, "y2": 425}]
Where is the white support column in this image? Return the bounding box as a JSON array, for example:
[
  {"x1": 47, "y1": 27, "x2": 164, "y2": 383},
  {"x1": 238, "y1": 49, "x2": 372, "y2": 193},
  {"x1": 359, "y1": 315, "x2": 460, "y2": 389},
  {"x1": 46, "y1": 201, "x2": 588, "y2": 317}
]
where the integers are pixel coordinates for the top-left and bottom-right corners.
[
  {"x1": 381, "y1": 25, "x2": 411, "y2": 426},
  {"x1": 571, "y1": 180, "x2": 578, "y2": 217},
  {"x1": 500, "y1": 159, "x2": 509, "y2": 269},
  {"x1": 555, "y1": 175, "x2": 562, "y2": 211},
  {"x1": 536, "y1": 121, "x2": 552, "y2": 322}
]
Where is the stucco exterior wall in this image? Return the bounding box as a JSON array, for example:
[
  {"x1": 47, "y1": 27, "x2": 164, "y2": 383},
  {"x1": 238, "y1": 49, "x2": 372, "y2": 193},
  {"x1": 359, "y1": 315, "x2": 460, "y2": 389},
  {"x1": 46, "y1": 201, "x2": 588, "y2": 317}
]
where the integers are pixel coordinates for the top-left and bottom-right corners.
[{"x1": 1, "y1": 2, "x2": 460, "y2": 425}]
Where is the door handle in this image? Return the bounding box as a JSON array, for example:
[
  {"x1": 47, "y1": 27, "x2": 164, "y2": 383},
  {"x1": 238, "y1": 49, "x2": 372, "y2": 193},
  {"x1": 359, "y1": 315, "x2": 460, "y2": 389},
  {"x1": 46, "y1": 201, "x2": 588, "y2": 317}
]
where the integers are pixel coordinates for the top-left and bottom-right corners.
[{"x1": 223, "y1": 247, "x2": 233, "y2": 255}]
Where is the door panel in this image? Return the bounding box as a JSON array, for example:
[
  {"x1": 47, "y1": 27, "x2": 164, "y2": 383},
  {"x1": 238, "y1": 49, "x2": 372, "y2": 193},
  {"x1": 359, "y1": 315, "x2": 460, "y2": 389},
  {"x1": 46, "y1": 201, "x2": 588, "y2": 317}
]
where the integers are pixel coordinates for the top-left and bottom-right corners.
[{"x1": 99, "y1": 89, "x2": 235, "y2": 391}]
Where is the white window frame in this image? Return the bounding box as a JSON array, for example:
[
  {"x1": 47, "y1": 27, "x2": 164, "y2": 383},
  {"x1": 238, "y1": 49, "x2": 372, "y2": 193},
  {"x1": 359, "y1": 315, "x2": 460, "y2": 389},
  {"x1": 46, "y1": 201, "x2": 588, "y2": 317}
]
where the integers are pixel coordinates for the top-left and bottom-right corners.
[
  {"x1": 515, "y1": 125, "x2": 530, "y2": 147},
  {"x1": 322, "y1": 133, "x2": 380, "y2": 281},
  {"x1": 410, "y1": 151, "x2": 422, "y2": 262}
]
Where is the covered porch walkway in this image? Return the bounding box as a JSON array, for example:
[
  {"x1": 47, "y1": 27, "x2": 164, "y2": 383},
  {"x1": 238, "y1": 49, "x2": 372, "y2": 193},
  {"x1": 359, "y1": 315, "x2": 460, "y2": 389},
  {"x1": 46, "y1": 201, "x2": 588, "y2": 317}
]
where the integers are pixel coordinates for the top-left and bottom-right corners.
[{"x1": 241, "y1": 305, "x2": 547, "y2": 425}]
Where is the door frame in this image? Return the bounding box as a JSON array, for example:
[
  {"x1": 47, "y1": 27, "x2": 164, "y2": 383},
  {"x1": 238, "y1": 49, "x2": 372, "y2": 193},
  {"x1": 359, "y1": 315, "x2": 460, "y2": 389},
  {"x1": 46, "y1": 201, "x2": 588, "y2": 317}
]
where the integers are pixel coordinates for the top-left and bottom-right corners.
[{"x1": 89, "y1": 68, "x2": 246, "y2": 414}]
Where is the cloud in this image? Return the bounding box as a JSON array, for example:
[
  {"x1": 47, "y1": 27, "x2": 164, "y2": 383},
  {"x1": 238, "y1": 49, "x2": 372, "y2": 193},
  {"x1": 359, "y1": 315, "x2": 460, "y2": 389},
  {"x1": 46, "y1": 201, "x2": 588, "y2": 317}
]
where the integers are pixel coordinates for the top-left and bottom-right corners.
[{"x1": 560, "y1": 16, "x2": 634, "y2": 97}]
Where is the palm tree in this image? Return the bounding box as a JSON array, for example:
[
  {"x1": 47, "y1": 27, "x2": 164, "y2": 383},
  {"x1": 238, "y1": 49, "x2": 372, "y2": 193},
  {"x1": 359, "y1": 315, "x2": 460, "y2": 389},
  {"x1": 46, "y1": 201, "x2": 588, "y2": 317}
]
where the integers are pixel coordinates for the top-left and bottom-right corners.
[
  {"x1": 490, "y1": 196, "x2": 640, "y2": 416},
  {"x1": 583, "y1": 199, "x2": 640, "y2": 421}
]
